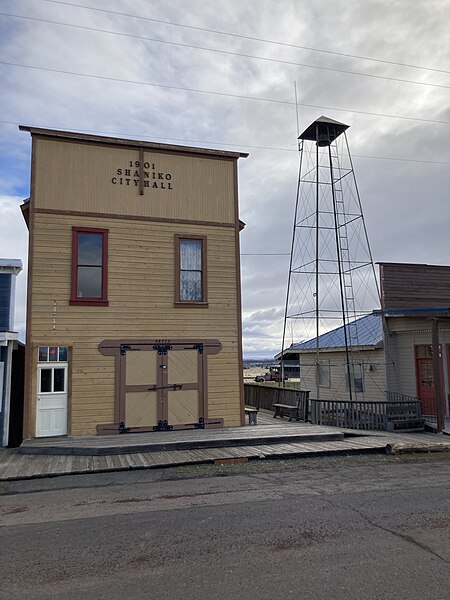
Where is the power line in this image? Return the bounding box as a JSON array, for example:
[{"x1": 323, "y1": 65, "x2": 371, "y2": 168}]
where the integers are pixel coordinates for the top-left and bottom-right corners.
[
  {"x1": 2, "y1": 120, "x2": 450, "y2": 167},
  {"x1": 2, "y1": 11, "x2": 450, "y2": 91},
  {"x1": 2, "y1": 60, "x2": 450, "y2": 131},
  {"x1": 42, "y1": 0, "x2": 450, "y2": 77}
]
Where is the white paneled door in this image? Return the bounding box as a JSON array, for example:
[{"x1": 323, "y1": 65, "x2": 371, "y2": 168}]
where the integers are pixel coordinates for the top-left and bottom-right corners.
[{"x1": 36, "y1": 365, "x2": 68, "y2": 437}]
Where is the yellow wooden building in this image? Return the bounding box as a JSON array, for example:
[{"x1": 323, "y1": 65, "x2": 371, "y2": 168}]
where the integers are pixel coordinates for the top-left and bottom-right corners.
[{"x1": 20, "y1": 127, "x2": 247, "y2": 438}]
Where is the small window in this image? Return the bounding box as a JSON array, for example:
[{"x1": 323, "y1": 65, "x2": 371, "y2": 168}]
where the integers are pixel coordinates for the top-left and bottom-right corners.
[
  {"x1": 39, "y1": 367, "x2": 66, "y2": 394},
  {"x1": 175, "y1": 235, "x2": 207, "y2": 306},
  {"x1": 38, "y1": 346, "x2": 68, "y2": 363},
  {"x1": 71, "y1": 227, "x2": 108, "y2": 306},
  {"x1": 317, "y1": 360, "x2": 331, "y2": 388},
  {"x1": 346, "y1": 363, "x2": 364, "y2": 393}
]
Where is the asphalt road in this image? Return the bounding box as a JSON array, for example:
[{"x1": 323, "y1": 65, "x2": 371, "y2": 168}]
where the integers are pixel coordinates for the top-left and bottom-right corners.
[{"x1": 1, "y1": 458, "x2": 449, "y2": 600}]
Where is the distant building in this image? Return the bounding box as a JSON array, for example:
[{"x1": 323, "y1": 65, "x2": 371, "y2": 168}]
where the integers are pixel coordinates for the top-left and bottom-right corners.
[
  {"x1": 277, "y1": 313, "x2": 385, "y2": 402},
  {"x1": 277, "y1": 263, "x2": 450, "y2": 422},
  {"x1": 0, "y1": 259, "x2": 22, "y2": 446}
]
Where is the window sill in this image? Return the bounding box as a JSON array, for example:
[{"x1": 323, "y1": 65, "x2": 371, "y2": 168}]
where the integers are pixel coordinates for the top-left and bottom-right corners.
[
  {"x1": 174, "y1": 301, "x2": 209, "y2": 309},
  {"x1": 70, "y1": 299, "x2": 109, "y2": 307}
]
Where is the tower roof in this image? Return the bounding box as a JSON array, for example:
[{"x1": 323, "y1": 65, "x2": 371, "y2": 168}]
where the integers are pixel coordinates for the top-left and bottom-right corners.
[{"x1": 298, "y1": 116, "x2": 349, "y2": 144}]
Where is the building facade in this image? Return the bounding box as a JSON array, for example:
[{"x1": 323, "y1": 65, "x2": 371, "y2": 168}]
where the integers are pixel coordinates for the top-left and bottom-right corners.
[
  {"x1": 381, "y1": 262, "x2": 450, "y2": 421},
  {"x1": 0, "y1": 259, "x2": 23, "y2": 446},
  {"x1": 21, "y1": 127, "x2": 247, "y2": 438}
]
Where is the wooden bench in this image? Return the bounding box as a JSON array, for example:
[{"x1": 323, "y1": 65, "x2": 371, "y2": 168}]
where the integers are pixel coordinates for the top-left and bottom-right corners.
[
  {"x1": 273, "y1": 391, "x2": 310, "y2": 422},
  {"x1": 245, "y1": 406, "x2": 259, "y2": 425}
]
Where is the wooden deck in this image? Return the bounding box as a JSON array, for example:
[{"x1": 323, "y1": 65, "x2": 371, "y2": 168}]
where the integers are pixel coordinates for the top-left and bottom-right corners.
[
  {"x1": 1, "y1": 410, "x2": 447, "y2": 482},
  {"x1": 19, "y1": 418, "x2": 344, "y2": 455}
]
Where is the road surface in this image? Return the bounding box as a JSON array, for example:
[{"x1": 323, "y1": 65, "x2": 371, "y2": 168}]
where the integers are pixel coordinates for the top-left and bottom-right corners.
[{"x1": 1, "y1": 457, "x2": 449, "y2": 599}]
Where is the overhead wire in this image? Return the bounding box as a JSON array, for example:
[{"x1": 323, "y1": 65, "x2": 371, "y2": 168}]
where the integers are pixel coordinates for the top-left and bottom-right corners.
[
  {"x1": 2, "y1": 11, "x2": 450, "y2": 91},
  {"x1": 2, "y1": 60, "x2": 450, "y2": 130},
  {"x1": 2, "y1": 120, "x2": 450, "y2": 167},
  {"x1": 41, "y1": 0, "x2": 450, "y2": 77}
]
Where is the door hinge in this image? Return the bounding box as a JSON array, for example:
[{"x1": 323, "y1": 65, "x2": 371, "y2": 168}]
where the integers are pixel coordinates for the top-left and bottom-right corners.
[
  {"x1": 193, "y1": 343, "x2": 204, "y2": 354},
  {"x1": 119, "y1": 421, "x2": 130, "y2": 434},
  {"x1": 153, "y1": 420, "x2": 173, "y2": 432},
  {"x1": 153, "y1": 344, "x2": 173, "y2": 355},
  {"x1": 120, "y1": 345, "x2": 131, "y2": 356}
]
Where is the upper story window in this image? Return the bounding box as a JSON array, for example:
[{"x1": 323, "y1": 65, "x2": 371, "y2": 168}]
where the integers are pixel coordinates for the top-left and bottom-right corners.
[
  {"x1": 175, "y1": 235, "x2": 207, "y2": 307},
  {"x1": 70, "y1": 227, "x2": 108, "y2": 306}
]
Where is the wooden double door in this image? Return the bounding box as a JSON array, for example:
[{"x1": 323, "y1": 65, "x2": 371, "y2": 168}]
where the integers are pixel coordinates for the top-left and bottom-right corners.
[
  {"x1": 122, "y1": 343, "x2": 204, "y2": 431},
  {"x1": 98, "y1": 338, "x2": 222, "y2": 434}
]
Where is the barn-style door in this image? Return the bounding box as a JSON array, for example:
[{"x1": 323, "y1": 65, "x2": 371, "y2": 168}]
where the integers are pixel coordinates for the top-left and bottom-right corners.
[
  {"x1": 97, "y1": 338, "x2": 222, "y2": 435},
  {"x1": 120, "y1": 343, "x2": 204, "y2": 432}
]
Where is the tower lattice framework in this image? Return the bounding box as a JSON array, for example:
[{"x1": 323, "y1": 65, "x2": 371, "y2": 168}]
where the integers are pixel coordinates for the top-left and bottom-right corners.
[{"x1": 281, "y1": 116, "x2": 381, "y2": 401}]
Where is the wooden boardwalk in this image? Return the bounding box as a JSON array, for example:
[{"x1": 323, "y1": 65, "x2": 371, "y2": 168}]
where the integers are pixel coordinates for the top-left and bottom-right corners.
[
  {"x1": 1, "y1": 410, "x2": 448, "y2": 481},
  {"x1": 19, "y1": 419, "x2": 344, "y2": 456}
]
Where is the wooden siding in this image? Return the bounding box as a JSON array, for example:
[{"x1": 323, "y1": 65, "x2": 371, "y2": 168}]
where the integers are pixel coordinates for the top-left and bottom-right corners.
[
  {"x1": 26, "y1": 213, "x2": 242, "y2": 436},
  {"x1": 33, "y1": 138, "x2": 235, "y2": 224},
  {"x1": 385, "y1": 316, "x2": 450, "y2": 402},
  {"x1": 298, "y1": 349, "x2": 386, "y2": 402},
  {"x1": 380, "y1": 263, "x2": 450, "y2": 309}
]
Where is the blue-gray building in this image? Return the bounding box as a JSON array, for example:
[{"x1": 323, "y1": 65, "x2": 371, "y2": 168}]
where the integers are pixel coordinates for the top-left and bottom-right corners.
[{"x1": 0, "y1": 259, "x2": 23, "y2": 447}]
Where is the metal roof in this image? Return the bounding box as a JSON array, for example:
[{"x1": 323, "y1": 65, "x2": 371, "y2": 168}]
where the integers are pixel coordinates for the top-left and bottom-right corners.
[
  {"x1": 289, "y1": 313, "x2": 383, "y2": 352},
  {"x1": 298, "y1": 116, "x2": 349, "y2": 144}
]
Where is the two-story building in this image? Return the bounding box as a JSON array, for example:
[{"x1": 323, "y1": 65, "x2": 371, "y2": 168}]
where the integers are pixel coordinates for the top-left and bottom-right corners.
[
  {"x1": 20, "y1": 127, "x2": 247, "y2": 438},
  {"x1": 0, "y1": 259, "x2": 23, "y2": 446}
]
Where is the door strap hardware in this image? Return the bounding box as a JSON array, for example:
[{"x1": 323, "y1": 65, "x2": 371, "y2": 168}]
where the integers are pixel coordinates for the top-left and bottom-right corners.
[
  {"x1": 147, "y1": 384, "x2": 183, "y2": 392},
  {"x1": 153, "y1": 344, "x2": 173, "y2": 355},
  {"x1": 193, "y1": 343, "x2": 204, "y2": 354},
  {"x1": 153, "y1": 420, "x2": 173, "y2": 432},
  {"x1": 120, "y1": 344, "x2": 131, "y2": 356},
  {"x1": 194, "y1": 418, "x2": 205, "y2": 429},
  {"x1": 119, "y1": 421, "x2": 130, "y2": 434}
]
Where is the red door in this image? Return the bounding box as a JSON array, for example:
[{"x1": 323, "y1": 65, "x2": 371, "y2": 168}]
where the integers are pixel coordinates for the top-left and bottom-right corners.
[{"x1": 415, "y1": 345, "x2": 444, "y2": 416}]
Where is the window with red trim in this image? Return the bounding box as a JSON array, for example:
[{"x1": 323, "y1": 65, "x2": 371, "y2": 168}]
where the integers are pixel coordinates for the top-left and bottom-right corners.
[{"x1": 70, "y1": 227, "x2": 108, "y2": 306}]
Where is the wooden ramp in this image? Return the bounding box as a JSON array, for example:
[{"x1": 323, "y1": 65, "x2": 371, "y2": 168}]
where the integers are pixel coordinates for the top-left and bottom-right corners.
[{"x1": 20, "y1": 422, "x2": 344, "y2": 456}]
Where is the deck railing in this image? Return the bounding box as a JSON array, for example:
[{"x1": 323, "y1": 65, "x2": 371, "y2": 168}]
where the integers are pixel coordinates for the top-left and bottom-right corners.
[
  {"x1": 244, "y1": 384, "x2": 424, "y2": 431},
  {"x1": 244, "y1": 383, "x2": 301, "y2": 412},
  {"x1": 310, "y1": 395, "x2": 423, "y2": 431}
]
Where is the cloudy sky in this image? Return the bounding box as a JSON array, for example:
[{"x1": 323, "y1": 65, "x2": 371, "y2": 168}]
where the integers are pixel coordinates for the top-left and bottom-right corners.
[{"x1": 1, "y1": 0, "x2": 450, "y2": 357}]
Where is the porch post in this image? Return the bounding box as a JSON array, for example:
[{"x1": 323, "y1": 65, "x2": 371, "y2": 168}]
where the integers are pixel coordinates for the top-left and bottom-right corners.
[{"x1": 431, "y1": 318, "x2": 444, "y2": 433}]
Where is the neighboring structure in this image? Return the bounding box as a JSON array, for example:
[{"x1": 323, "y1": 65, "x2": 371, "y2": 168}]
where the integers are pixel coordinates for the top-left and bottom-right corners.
[
  {"x1": 0, "y1": 259, "x2": 23, "y2": 446},
  {"x1": 278, "y1": 262, "x2": 450, "y2": 426},
  {"x1": 381, "y1": 262, "x2": 450, "y2": 425},
  {"x1": 21, "y1": 126, "x2": 247, "y2": 438},
  {"x1": 277, "y1": 313, "x2": 385, "y2": 402}
]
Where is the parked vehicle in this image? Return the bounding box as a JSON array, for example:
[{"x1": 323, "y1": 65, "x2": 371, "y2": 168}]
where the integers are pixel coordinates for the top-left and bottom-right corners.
[{"x1": 254, "y1": 366, "x2": 288, "y2": 383}]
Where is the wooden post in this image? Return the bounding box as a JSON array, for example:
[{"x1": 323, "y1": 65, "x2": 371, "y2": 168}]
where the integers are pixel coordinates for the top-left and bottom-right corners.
[
  {"x1": 431, "y1": 318, "x2": 445, "y2": 433},
  {"x1": 139, "y1": 147, "x2": 144, "y2": 196}
]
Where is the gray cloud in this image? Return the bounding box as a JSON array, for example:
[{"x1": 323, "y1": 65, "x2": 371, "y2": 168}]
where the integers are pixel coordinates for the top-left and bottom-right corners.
[{"x1": 2, "y1": 0, "x2": 450, "y2": 355}]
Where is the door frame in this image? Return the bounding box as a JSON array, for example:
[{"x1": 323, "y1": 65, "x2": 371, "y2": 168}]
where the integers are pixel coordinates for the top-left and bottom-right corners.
[
  {"x1": 414, "y1": 344, "x2": 445, "y2": 417},
  {"x1": 36, "y1": 363, "x2": 69, "y2": 437},
  {"x1": 97, "y1": 338, "x2": 222, "y2": 434}
]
